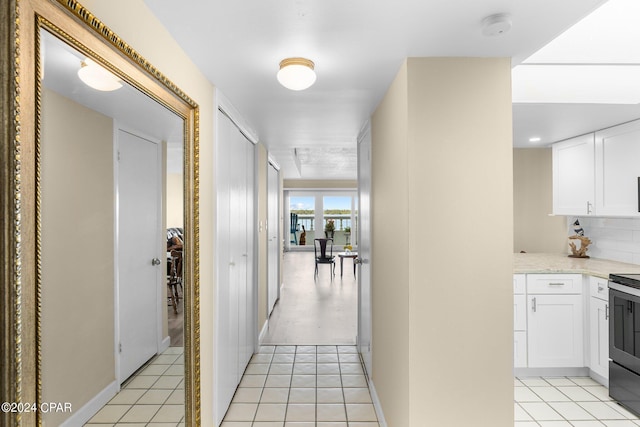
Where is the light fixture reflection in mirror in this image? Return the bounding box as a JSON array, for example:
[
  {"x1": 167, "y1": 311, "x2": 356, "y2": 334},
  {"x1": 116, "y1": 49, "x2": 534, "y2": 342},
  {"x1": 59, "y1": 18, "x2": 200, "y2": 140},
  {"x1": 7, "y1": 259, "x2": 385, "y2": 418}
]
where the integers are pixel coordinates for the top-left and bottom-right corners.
[
  {"x1": 40, "y1": 28, "x2": 185, "y2": 426},
  {"x1": 77, "y1": 58, "x2": 123, "y2": 92}
]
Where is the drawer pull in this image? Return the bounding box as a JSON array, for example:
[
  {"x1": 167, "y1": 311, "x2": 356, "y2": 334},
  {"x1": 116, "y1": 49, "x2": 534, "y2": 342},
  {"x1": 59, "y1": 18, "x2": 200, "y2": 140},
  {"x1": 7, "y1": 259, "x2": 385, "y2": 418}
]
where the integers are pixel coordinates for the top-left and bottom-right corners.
[
  {"x1": 549, "y1": 282, "x2": 565, "y2": 286},
  {"x1": 598, "y1": 285, "x2": 604, "y2": 292}
]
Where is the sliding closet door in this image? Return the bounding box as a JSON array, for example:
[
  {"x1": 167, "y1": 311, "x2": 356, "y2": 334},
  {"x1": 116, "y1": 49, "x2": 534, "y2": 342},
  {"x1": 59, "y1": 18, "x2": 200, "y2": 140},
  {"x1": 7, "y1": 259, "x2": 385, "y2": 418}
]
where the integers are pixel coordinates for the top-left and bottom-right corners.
[
  {"x1": 215, "y1": 113, "x2": 239, "y2": 420},
  {"x1": 215, "y1": 110, "x2": 256, "y2": 425}
]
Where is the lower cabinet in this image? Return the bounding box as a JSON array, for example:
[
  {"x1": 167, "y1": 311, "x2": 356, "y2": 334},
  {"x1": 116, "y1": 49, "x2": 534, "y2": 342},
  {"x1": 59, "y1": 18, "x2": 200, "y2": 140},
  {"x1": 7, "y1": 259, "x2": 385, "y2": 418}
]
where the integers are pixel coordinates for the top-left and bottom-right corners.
[
  {"x1": 589, "y1": 276, "x2": 609, "y2": 381},
  {"x1": 514, "y1": 331, "x2": 527, "y2": 368},
  {"x1": 527, "y1": 294, "x2": 584, "y2": 367}
]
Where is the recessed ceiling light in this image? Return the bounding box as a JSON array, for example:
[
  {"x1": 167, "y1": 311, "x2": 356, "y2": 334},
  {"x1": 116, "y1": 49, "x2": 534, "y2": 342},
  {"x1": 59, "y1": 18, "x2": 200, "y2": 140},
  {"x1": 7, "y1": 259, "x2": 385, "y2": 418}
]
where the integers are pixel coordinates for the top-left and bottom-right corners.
[
  {"x1": 77, "y1": 58, "x2": 122, "y2": 92},
  {"x1": 277, "y1": 57, "x2": 316, "y2": 91},
  {"x1": 529, "y1": 137, "x2": 542, "y2": 142}
]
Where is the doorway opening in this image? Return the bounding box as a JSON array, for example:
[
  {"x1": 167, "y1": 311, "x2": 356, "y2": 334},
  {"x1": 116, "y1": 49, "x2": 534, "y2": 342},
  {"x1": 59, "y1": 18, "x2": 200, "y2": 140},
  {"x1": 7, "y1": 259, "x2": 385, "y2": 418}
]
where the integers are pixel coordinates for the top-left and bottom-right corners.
[{"x1": 261, "y1": 189, "x2": 359, "y2": 345}]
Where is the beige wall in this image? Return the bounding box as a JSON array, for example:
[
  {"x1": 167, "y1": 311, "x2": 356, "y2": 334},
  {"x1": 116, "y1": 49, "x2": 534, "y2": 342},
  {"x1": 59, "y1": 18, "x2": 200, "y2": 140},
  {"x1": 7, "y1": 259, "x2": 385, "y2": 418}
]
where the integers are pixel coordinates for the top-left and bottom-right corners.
[
  {"x1": 513, "y1": 148, "x2": 567, "y2": 253},
  {"x1": 80, "y1": 0, "x2": 217, "y2": 422},
  {"x1": 167, "y1": 173, "x2": 184, "y2": 228},
  {"x1": 371, "y1": 60, "x2": 411, "y2": 427},
  {"x1": 283, "y1": 179, "x2": 357, "y2": 189},
  {"x1": 41, "y1": 89, "x2": 115, "y2": 426},
  {"x1": 371, "y1": 58, "x2": 514, "y2": 426}
]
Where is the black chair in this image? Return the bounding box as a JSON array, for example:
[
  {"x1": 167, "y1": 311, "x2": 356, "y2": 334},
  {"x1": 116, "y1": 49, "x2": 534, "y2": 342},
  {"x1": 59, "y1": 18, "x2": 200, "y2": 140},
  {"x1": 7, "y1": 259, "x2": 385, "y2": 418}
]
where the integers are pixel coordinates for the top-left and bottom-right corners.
[
  {"x1": 314, "y1": 238, "x2": 335, "y2": 278},
  {"x1": 290, "y1": 213, "x2": 299, "y2": 245}
]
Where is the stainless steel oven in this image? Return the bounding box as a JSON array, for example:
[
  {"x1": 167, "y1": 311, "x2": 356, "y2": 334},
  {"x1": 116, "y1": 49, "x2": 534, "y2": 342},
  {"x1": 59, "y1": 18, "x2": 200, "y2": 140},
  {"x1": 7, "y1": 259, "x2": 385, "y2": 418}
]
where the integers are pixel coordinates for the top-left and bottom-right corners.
[{"x1": 609, "y1": 273, "x2": 640, "y2": 416}]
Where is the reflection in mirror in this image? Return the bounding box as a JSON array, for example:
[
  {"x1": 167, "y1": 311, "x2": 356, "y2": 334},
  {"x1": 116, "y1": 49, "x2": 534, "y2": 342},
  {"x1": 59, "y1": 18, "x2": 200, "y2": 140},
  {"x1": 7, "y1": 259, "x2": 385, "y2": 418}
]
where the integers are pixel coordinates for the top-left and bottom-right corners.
[{"x1": 40, "y1": 28, "x2": 186, "y2": 425}]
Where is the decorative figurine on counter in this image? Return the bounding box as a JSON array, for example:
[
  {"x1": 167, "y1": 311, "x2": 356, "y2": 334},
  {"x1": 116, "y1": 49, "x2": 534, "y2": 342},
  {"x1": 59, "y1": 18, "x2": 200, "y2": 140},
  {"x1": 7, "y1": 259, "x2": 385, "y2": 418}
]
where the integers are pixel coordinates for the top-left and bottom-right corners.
[{"x1": 568, "y1": 219, "x2": 591, "y2": 258}]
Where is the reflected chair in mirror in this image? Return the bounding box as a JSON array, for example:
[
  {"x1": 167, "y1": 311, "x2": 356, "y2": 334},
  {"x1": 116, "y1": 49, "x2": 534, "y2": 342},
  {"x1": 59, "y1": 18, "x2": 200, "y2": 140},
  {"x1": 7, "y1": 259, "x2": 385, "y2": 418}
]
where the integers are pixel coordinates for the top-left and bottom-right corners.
[
  {"x1": 290, "y1": 212, "x2": 299, "y2": 245},
  {"x1": 314, "y1": 238, "x2": 336, "y2": 279}
]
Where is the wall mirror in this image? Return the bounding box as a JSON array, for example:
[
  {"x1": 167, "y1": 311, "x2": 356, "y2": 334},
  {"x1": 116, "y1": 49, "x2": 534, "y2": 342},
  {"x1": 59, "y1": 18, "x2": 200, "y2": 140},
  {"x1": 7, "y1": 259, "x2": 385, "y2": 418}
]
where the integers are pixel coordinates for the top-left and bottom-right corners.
[{"x1": 3, "y1": 0, "x2": 200, "y2": 425}]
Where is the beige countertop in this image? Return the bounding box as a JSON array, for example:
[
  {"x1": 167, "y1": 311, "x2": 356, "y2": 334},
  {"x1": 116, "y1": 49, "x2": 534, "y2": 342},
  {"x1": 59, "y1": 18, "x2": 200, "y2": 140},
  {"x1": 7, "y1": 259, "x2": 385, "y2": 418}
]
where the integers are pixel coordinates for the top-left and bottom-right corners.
[{"x1": 514, "y1": 253, "x2": 640, "y2": 279}]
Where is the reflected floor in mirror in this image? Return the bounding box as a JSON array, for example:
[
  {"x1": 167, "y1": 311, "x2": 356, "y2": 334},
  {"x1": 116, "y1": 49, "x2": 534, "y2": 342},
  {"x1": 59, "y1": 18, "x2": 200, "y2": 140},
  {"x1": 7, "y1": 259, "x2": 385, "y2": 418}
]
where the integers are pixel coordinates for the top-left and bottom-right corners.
[{"x1": 85, "y1": 347, "x2": 185, "y2": 426}]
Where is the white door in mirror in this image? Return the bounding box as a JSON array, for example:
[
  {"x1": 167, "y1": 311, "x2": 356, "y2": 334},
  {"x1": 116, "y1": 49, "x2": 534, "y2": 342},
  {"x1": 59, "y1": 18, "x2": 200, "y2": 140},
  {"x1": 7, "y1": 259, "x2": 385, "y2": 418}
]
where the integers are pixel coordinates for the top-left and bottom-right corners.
[{"x1": 117, "y1": 129, "x2": 161, "y2": 382}]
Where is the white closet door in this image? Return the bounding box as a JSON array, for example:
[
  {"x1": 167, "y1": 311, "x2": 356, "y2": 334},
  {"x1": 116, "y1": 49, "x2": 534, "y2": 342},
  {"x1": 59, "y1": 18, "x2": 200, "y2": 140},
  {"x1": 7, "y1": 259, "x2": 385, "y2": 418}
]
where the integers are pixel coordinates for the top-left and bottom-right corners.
[
  {"x1": 215, "y1": 111, "x2": 256, "y2": 424},
  {"x1": 241, "y1": 141, "x2": 255, "y2": 371},
  {"x1": 215, "y1": 113, "x2": 239, "y2": 421},
  {"x1": 267, "y1": 163, "x2": 280, "y2": 316}
]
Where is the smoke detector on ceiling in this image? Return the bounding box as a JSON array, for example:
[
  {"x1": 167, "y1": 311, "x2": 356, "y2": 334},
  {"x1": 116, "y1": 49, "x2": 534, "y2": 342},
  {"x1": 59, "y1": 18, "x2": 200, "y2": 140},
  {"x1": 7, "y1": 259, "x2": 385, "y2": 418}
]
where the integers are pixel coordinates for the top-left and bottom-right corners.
[{"x1": 482, "y1": 13, "x2": 512, "y2": 37}]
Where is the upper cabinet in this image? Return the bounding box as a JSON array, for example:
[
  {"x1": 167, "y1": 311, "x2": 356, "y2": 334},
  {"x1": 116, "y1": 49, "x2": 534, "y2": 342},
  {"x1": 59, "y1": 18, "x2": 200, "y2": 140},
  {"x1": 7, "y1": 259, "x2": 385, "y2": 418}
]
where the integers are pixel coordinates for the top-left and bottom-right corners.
[
  {"x1": 552, "y1": 133, "x2": 595, "y2": 216},
  {"x1": 552, "y1": 119, "x2": 640, "y2": 217},
  {"x1": 594, "y1": 120, "x2": 640, "y2": 216}
]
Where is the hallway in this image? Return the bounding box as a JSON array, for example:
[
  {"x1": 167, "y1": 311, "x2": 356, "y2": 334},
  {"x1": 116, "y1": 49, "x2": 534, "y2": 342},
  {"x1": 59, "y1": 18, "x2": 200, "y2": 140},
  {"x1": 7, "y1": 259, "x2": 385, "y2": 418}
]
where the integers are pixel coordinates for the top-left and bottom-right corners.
[{"x1": 261, "y1": 251, "x2": 358, "y2": 345}]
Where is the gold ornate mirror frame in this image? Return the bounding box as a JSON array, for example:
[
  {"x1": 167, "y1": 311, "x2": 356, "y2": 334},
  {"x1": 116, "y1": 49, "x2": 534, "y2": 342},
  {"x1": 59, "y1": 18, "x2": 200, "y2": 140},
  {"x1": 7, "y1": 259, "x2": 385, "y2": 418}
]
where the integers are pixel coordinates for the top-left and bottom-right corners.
[{"x1": 1, "y1": 0, "x2": 200, "y2": 425}]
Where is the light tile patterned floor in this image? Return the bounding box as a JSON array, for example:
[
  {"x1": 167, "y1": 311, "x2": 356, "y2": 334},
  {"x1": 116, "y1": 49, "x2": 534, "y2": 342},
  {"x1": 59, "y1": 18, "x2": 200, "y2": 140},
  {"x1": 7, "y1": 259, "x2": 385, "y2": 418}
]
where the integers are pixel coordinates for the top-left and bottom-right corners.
[
  {"x1": 515, "y1": 376, "x2": 640, "y2": 426},
  {"x1": 85, "y1": 346, "x2": 185, "y2": 426},
  {"x1": 221, "y1": 344, "x2": 379, "y2": 427}
]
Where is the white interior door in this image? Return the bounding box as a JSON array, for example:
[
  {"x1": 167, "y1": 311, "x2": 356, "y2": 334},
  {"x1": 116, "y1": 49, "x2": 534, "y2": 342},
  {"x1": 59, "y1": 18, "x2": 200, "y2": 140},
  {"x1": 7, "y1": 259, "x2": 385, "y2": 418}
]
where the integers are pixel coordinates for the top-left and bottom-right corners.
[
  {"x1": 357, "y1": 124, "x2": 373, "y2": 376},
  {"x1": 117, "y1": 129, "x2": 161, "y2": 382},
  {"x1": 267, "y1": 163, "x2": 280, "y2": 316}
]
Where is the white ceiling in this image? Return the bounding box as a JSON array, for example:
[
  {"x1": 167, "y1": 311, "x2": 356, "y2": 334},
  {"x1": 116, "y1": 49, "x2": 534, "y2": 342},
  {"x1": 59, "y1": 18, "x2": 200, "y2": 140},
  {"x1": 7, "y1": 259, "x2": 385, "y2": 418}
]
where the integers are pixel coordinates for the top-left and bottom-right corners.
[{"x1": 143, "y1": 0, "x2": 618, "y2": 178}]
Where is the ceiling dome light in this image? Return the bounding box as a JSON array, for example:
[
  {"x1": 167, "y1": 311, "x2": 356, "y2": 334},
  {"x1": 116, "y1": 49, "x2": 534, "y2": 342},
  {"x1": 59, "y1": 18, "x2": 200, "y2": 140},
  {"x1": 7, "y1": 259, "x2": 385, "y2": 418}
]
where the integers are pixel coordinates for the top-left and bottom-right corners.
[
  {"x1": 482, "y1": 13, "x2": 512, "y2": 37},
  {"x1": 277, "y1": 57, "x2": 316, "y2": 91},
  {"x1": 77, "y1": 58, "x2": 123, "y2": 92}
]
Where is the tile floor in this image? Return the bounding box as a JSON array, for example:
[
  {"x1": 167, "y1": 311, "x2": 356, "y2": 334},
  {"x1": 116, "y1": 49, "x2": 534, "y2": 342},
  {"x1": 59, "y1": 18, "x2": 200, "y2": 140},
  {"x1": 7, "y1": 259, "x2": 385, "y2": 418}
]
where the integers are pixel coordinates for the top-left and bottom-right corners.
[
  {"x1": 515, "y1": 376, "x2": 640, "y2": 426},
  {"x1": 85, "y1": 346, "x2": 185, "y2": 426},
  {"x1": 221, "y1": 344, "x2": 379, "y2": 427}
]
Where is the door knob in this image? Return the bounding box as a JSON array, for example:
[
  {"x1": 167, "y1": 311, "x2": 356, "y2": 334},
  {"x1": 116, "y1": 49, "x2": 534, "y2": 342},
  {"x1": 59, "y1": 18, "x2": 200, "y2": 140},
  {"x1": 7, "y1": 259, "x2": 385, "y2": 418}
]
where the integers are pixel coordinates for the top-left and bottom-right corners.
[{"x1": 151, "y1": 258, "x2": 161, "y2": 266}]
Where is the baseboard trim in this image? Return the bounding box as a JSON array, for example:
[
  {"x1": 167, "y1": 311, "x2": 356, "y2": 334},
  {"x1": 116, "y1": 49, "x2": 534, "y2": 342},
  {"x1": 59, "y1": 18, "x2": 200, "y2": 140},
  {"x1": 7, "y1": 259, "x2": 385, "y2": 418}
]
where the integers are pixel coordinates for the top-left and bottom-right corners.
[
  {"x1": 59, "y1": 380, "x2": 119, "y2": 427},
  {"x1": 367, "y1": 378, "x2": 387, "y2": 427},
  {"x1": 589, "y1": 369, "x2": 609, "y2": 388},
  {"x1": 259, "y1": 319, "x2": 269, "y2": 343},
  {"x1": 514, "y1": 367, "x2": 590, "y2": 378},
  {"x1": 159, "y1": 335, "x2": 171, "y2": 353}
]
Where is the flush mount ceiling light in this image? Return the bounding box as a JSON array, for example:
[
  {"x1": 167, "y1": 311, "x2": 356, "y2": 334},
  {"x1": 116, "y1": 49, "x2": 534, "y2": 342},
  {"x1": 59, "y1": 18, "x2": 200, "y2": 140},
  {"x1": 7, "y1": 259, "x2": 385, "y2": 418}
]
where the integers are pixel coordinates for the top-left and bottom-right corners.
[
  {"x1": 277, "y1": 57, "x2": 316, "y2": 91},
  {"x1": 529, "y1": 137, "x2": 542, "y2": 143},
  {"x1": 482, "y1": 13, "x2": 512, "y2": 37},
  {"x1": 77, "y1": 58, "x2": 123, "y2": 92}
]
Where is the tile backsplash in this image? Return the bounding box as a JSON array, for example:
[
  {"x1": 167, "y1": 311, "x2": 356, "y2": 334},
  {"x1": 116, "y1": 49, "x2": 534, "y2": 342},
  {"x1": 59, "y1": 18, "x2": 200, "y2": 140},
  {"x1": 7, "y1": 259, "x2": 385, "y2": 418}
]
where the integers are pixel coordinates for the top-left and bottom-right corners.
[{"x1": 572, "y1": 217, "x2": 640, "y2": 265}]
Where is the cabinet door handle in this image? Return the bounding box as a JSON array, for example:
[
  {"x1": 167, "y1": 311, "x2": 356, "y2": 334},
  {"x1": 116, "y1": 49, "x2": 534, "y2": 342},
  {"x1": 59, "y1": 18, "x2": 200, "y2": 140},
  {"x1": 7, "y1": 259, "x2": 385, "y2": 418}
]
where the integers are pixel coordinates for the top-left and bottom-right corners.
[
  {"x1": 637, "y1": 177, "x2": 639, "y2": 213},
  {"x1": 606, "y1": 304, "x2": 609, "y2": 320},
  {"x1": 587, "y1": 201, "x2": 592, "y2": 215},
  {"x1": 598, "y1": 285, "x2": 604, "y2": 292},
  {"x1": 532, "y1": 297, "x2": 537, "y2": 312}
]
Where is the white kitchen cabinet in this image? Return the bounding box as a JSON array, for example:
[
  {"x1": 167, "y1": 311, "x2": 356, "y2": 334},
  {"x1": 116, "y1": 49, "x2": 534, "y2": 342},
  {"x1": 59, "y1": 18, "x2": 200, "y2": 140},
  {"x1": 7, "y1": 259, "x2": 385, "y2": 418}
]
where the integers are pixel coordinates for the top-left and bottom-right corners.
[
  {"x1": 527, "y1": 274, "x2": 582, "y2": 295},
  {"x1": 514, "y1": 331, "x2": 527, "y2": 368},
  {"x1": 527, "y1": 294, "x2": 584, "y2": 368},
  {"x1": 589, "y1": 297, "x2": 609, "y2": 380},
  {"x1": 514, "y1": 274, "x2": 527, "y2": 367},
  {"x1": 595, "y1": 119, "x2": 640, "y2": 217},
  {"x1": 552, "y1": 133, "x2": 595, "y2": 216},
  {"x1": 589, "y1": 276, "x2": 609, "y2": 382}
]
